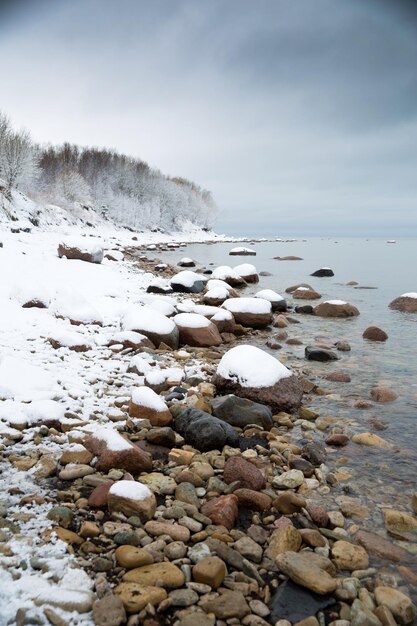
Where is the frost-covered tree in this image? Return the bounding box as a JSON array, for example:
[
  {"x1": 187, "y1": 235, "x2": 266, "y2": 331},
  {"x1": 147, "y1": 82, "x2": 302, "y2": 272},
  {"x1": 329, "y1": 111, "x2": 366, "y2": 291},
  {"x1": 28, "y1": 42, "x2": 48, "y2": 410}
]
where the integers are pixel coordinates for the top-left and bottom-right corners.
[
  {"x1": 0, "y1": 128, "x2": 39, "y2": 193},
  {"x1": 0, "y1": 111, "x2": 218, "y2": 231}
]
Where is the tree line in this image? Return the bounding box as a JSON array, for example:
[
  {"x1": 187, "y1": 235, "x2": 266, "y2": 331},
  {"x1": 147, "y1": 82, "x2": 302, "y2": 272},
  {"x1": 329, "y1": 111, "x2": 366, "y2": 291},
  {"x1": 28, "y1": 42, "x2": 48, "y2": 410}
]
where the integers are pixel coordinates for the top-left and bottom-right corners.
[{"x1": 0, "y1": 111, "x2": 217, "y2": 231}]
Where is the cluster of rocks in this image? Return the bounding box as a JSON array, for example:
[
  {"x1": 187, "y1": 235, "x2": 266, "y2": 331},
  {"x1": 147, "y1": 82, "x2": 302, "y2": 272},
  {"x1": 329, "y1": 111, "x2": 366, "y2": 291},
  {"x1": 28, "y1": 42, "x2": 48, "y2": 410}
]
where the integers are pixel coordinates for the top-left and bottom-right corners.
[
  {"x1": 2, "y1": 241, "x2": 416, "y2": 626},
  {"x1": 27, "y1": 369, "x2": 417, "y2": 626}
]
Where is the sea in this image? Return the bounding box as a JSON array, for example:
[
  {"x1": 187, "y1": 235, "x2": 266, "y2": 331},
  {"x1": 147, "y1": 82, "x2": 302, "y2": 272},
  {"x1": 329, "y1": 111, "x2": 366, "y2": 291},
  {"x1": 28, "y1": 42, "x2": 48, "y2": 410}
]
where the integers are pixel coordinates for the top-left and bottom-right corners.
[{"x1": 155, "y1": 237, "x2": 417, "y2": 533}]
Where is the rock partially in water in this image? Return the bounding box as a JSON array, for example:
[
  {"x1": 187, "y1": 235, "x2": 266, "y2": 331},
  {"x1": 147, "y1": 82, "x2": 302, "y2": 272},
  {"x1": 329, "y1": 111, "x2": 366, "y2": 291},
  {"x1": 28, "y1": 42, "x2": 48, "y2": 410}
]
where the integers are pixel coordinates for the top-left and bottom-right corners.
[
  {"x1": 311, "y1": 268, "x2": 334, "y2": 277},
  {"x1": 389, "y1": 293, "x2": 417, "y2": 313},
  {"x1": 363, "y1": 326, "x2": 388, "y2": 342},
  {"x1": 269, "y1": 580, "x2": 336, "y2": 624},
  {"x1": 305, "y1": 346, "x2": 339, "y2": 362}
]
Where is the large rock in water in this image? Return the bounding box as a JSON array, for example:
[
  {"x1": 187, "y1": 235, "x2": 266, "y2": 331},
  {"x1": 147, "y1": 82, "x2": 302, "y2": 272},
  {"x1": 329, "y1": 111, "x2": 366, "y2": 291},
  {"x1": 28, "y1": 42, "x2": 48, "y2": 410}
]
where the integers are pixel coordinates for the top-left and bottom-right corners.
[
  {"x1": 222, "y1": 297, "x2": 273, "y2": 328},
  {"x1": 173, "y1": 408, "x2": 240, "y2": 451},
  {"x1": 213, "y1": 345, "x2": 303, "y2": 413},
  {"x1": 58, "y1": 241, "x2": 103, "y2": 264},
  {"x1": 84, "y1": 427, "x2": 152, "y2": 474},
  {"x1": 173, "y1": 313, "x2": 222, "y2": 347},
  {"x1": 122, "y1": 306, "x2": 179, "y2": 349},
  {"x1": 170, "y1": 270, "x2": 206, "y2": 294},
  {"x1": 292, "y1": 287, "x2": 321, "y2": 300},
  {"x1": 389, "y1": 293, "x2": 417, "y2": 313},
  {"x1": 314, "y1": 300, "x2": 360, "y2": 317},
  {"x1": 311, "y1": 267, "x2": 334, "y2": 277},
  {"x1": 255, "y1": 289, "x2": 287, "y2": 312},
  {"x1": 233, "y1": 263, "x2": 259, "y2": 283},
  {"x1": 210, "y1": 394, "x2": 273, "y2": 430}
]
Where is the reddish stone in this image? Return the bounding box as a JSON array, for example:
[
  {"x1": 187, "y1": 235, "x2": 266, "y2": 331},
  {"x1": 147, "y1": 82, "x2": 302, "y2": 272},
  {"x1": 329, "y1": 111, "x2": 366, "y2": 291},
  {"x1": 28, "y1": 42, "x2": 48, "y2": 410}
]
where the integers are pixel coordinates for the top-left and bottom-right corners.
[
  {"x1": 325, "y1": 434, "x2": 349, "y2": 447},
  {"x1": 223, "y1": 456, "x2": 265, "y2": 491},
  {"x1": 234, "y1": 488, "x2": 272, "y2": 512},
  {"x1": 201, "y1": 494, "x2": 239, "y2": 530},
  {"x1": 307, "y1": 505, "x2": 330, "y2": 528},
  {"x1": 325, "y1": 372, "x2": 351, "y2": 383},
  {"x1": 84, "y1": 433, "x2": 152, "y2": 475},
  {"x1": 363, "y1": 326, "x2": 388, "y2": 342},
  {"x1": 88, "y1": 481, "x2": 114, "y2": 508}
]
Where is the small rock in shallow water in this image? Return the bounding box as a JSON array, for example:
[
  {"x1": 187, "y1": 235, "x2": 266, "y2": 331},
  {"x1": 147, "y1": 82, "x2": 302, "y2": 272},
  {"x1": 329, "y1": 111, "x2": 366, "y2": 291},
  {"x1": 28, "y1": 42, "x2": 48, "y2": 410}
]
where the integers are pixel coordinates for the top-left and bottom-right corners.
[{"x1": 363, "y1": 326, "x2": 388, "y2": 341}]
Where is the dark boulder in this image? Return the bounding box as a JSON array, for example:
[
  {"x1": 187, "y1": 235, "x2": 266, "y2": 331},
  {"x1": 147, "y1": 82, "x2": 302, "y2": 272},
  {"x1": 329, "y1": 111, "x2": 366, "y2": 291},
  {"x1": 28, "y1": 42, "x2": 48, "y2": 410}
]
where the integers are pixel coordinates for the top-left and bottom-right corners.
[
  {"x1": 210, "y1": 394, "x2": 273, "y2": 430},
  {"x1": 173, "y1": 408, "x2": 240, "y2": 451}
]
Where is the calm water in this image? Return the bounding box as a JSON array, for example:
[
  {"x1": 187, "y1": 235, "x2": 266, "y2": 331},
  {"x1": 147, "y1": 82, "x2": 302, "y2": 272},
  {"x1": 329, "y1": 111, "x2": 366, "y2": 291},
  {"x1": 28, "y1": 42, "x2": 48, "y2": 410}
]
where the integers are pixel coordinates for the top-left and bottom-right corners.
[{"x1": 156, "y1": 238, "x2": 417, "y2": 520}]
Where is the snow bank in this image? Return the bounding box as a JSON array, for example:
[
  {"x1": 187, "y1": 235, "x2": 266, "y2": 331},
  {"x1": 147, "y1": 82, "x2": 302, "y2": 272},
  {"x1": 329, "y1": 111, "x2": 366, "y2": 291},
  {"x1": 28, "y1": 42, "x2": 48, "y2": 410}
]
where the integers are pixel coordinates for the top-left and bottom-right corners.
[
  {"x1": 324, "y1": 300, "x2": 347, "y2": 305},
  {"x1": 401, "y1": 292, "x2": 417, "y2": 298},
  {"x1": 0, "y1": 355, "x2": 60, "y2": 401},
  {"x1": 52, "y1": 289, "x2": 103, "y2": 325},
  {"x1": 216, "y1": 345, "x2": 292, "y2": 388}
]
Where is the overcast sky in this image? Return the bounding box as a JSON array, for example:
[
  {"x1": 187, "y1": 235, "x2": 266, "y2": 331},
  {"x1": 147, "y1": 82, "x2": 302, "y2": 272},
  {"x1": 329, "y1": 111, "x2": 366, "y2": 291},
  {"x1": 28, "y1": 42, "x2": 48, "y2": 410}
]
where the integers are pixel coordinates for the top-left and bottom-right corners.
[{"x1": 1, "y1": 0, "x2": 416, "y2": 235}]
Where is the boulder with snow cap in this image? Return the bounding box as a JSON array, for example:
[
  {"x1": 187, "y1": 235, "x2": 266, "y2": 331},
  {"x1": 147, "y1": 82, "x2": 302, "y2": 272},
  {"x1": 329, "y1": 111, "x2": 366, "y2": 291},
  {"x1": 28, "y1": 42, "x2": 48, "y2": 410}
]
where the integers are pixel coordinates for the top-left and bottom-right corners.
[
  {"x1": 314, "y1": 300, "x2": 360, "y2": 317},
  {"x1": 211, "y1": 266, "x2": 247, "y2": 287},
  {"x1": 389, "y1": 293, "x2": 417, "y2": 313},
  {"x1": 205, "y1": 278, "x2": 236, "y2": 293},
  {"x1": 210, "y1": 309, "x2": 236, "y2": 333},
  {"x1": 170, "y1": 270, "x2": 206, "y2": 294},
  {"x1": 84, "y1": 427, "x2": 152, "y2": 474},
  {"x1": 213, "y1": 345, "x2": 303, "y2": 413},
  {"x1": 129, "y1": 386, "x2": 172, "y2": 426},
  {"x1": 233, "y1": 263, "x2": 259, "y2": 284},
  {"x1": 285, "y1": 283, "x2": 314, "y2": 294},
  {"x1": 146, "y1": 277, "x2": 173, "y2": 294},
  {"x1": 292, "y1": 287, "x2": 321, "y2": 300},
  {"x1": 222, "y1": 297, "x2": 272, "y2": 328},
  {"x1": 177, "y1": 257, "x2": 196, "y2": 267},
  {"x1": 48, "y1": 329, "x2": 93, "y2": 352},
  {"x1": 311, "y1": 267, "x2": 334, "y2": 277},
  {"x1": 53, "y1": 290, "x2": 103, "y2": 326},
  {"x1": 107, "y1": 480, "x2": 156, "y2": 521},
  {"x1": 255, "y1": 289, "x2": 287, "y2": 312},
  {"x1": 203, "y1": 286, "x2": 234, "y2": 306},
  {"x1": 229, "y1": 246, "x2": 256, "y2": 256},
  {"x1": 173, "y1": 407, "x2": 240, "y2": 451},
  {"x1": 58, "y1": 240, "x2": 103, "y2": 264},
  {"x1": 122, "y1": 306, "x2": 179, "y2": 349},
  {"x1": 174, "y1": 313, "x2": 222, "y2": 347},
  {"x1": 109, "y1": 331, "x2": 155, "y2": 350}
]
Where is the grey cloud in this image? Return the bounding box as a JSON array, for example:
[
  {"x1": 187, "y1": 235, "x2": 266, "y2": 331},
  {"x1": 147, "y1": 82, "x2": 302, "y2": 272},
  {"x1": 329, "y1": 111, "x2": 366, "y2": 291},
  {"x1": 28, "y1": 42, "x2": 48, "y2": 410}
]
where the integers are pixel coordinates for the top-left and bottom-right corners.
[{"x1": 0, "y1": 0, "x2": 416, "y2": 235}]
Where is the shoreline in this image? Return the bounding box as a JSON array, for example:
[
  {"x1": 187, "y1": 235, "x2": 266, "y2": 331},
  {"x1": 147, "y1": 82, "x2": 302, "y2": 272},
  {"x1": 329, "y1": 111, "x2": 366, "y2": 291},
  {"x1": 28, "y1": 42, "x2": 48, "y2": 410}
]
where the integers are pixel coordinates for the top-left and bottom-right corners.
[{"x1": 0, "y1": 231, "x2": 416, "y2": 626}]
